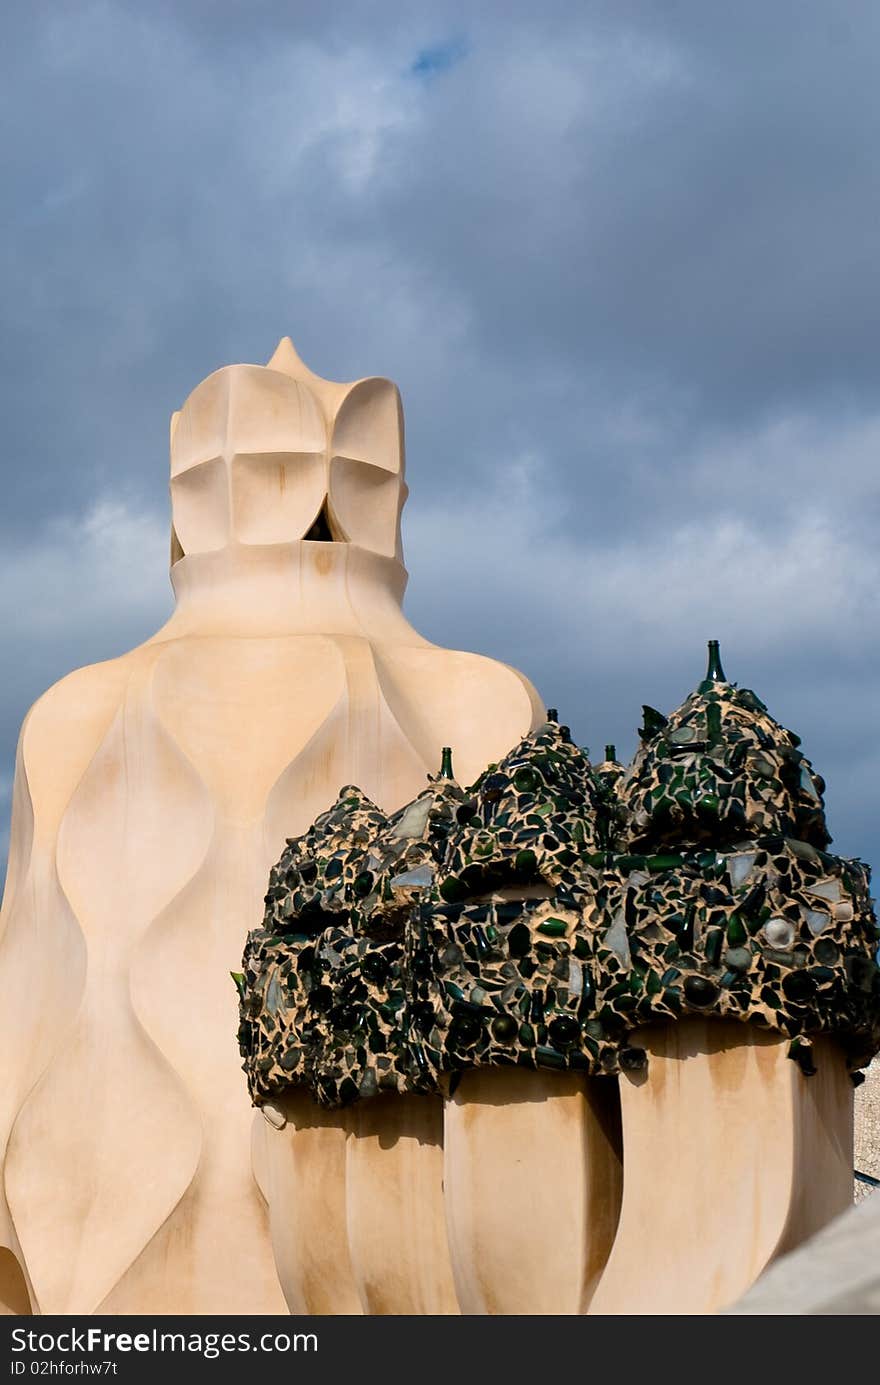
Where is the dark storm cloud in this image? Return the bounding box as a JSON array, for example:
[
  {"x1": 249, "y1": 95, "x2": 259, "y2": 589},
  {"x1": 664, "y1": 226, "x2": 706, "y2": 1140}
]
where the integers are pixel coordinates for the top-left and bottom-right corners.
[{"x1": 1, "y1": 0, "x2": 879, "y2": 872}]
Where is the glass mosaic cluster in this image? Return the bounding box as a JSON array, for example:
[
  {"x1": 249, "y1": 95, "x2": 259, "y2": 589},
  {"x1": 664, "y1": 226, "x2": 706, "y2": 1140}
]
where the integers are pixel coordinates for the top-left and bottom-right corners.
[{"x1": 238, "y1": 644, "x2": 880, "y2": 1108}]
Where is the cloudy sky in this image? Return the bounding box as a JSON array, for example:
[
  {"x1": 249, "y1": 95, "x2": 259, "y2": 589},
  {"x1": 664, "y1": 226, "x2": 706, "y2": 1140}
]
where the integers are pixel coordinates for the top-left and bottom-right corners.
[{"x1": 1, "y1": 0, "x2": 879, "y2": 872}]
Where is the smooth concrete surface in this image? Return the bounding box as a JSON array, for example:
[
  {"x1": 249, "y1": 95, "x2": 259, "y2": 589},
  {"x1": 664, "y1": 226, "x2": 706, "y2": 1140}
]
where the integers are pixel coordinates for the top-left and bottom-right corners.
[
  {"x1": 0, "y1": 339, "x2": 542, "y2": 1314},
  {"x1": 444, "y1": 1070, "x2": 623, "y2": 1315},
  {"x1": 589, "y1": 1022, "x2": 853, "y2": 1315}
]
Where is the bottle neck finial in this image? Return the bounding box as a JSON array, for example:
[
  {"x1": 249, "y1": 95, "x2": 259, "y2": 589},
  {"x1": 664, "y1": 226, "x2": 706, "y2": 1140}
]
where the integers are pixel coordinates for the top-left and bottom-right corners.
[
  {"x1": 703, "y1": 638, "x2": 727, "y2": 686},
  {"x1": 439, "y1": 746, "x2": 454, "y2": 779},
  {"x1": 698, "y1": 634, "x2": 726, "y2": 689},
  {"x1": 546, "y1": 707, "x2": 558, "y2": 723},
  {"x1": 604, "y1": 744, "x2": 617, "y2": 763}
]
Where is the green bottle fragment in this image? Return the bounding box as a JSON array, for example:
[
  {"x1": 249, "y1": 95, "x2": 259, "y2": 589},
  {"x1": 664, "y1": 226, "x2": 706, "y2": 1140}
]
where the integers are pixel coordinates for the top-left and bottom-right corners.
[
  {"x1": 706, "y1": 700, "x2": 722, "y2": 745},
  {"x1": 726, "y1": 914, "x2": 747, "y2": 947},
  {"x1": 739, "y1": 882, "x2": 767, "y2": 918},
  {"x1": 230, "y1": 971, "x2": 246, "y2": 1000},
  {"x1": 491, "y1": 1014, "x2": 517, "y2": 1042},
  {"x1": 604, "y1": 744, "x2": 618, "y2": 762},
  {"x1": 648, "y1": 853, "x2": 684, "y2": 871},
  {"x1": 536, "y1": 1046, "x2": 566, "y2": 1069},
  {"x1": 537, "y1": 917, "x2": 568, "y2": 938},
  {"x1": 788, "y1": 1037, "x2": 818, "y2": 1077},
  {"x1": 677, "y1": 904, "x2": 696, "y2": 951},
  {"x1": 439, "y1": 875, "x2": 467, "y2": 903},
  {"x1": 514, "y1": 767, "x2": 539, "y2": 793},
  {"x1": 640, "y1": 706, "x2": 669, "y2": 739},
  {"x1": 353, "y1": 870, "x2": 374, "y2": 898},
  {"x1": 705, "y1": 928, "x2": 723, "y2": 966},
  {"x1": 684, "y1": 974, "x2": 719, "y2": 1007},
  {"x1": 814, "y1": 937, "x2": 839, "y2": 965},
  {"x1": 698, "y1": 639, "x2": 727, "y2": 693},
  {"x1": 548, "y1": 1015, "x2": 579, "y2": 1048}
]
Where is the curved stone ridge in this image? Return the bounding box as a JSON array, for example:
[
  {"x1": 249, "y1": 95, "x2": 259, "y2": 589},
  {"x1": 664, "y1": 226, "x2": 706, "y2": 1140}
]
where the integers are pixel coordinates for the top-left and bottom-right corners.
[{"x1": 240, "y1": 646, "x2": 880, "y2": 1107}]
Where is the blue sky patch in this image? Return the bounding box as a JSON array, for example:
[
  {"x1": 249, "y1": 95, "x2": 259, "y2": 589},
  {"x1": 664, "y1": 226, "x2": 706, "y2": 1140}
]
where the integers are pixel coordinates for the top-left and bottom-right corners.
[{"x1": 409, "y1": 36, "x2": 468, "y2": 80}]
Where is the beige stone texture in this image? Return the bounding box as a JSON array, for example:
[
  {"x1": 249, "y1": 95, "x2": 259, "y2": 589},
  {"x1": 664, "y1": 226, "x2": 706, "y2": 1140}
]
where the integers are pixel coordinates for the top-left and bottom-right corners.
[
  {"x1": 0, "y1": 339, "x2": 544, "y2": 1315},
  {"x1": 588, "y1": 1021, "x2": 853, "y2": 1316},
  {"x1": 345, "y1": 1095, "x2": 459, "y2": 1315},
  {"x1": 444, "y1": 1070, "x2": 622, "y2": 1315}
]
